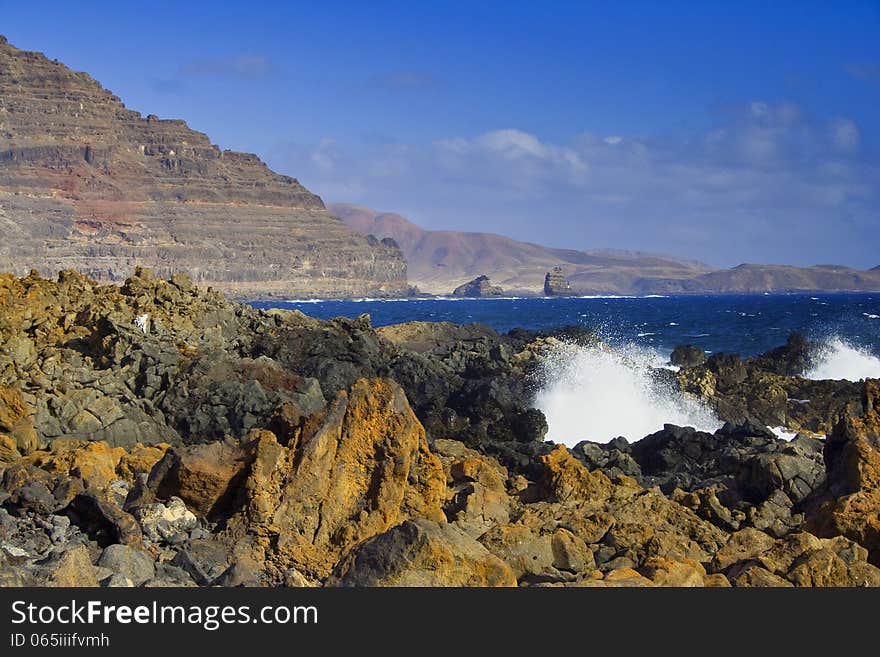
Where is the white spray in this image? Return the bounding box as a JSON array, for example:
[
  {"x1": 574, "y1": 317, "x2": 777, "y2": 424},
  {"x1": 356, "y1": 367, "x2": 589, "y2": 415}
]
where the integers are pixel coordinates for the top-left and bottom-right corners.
[
  {"x1": 804, "y1": 336, "x2": 880, "y2": 382},
  {"x1": 533, "y1": 341, "x2": 720, "y2": 446}
]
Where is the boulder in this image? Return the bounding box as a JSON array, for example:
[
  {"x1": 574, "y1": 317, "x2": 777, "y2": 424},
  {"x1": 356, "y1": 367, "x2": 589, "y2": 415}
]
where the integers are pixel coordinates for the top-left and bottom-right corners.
[
  {"x1": 538, "y1": 444, "x2": 613, "y2": 503},
  {"x1": 670, "y1": 345, "x2": 707, "y2": 369},
  {"x1": 66, "y1": 492, "x2": 144, "y2": 548},
  {"x1": 327, "y1": 519, "x2": 517, "y2": 587},
  {"x1": 576, "y1": 568, "x2": 654, "y2": 587},
  {"x1": 712, "y1": 528, "x2": 777, "y2": 571},
  {"x1": 97, "y1": 544, "x2": 156, "y2": 586},
  {"x1": 713, "y1": 528, "x2": 880, "y2": 586},
  {"x1": 43, "y1": 545, "x2": 99, "y2": 587},
  {"x1": 148, "y1": 436, "x2": 257, "y2": 519},
  {"x1": 0, "y1": 386, "x2": 38, "y2": 453},
  {"x1": 730, "y1": 565, "x2": 793, "y2": 587},
  {"x1": 0, "y1": 434, "x2": 20, "y2": 465},
  {"x1": 0, "y1": 548, "x2": 37, "y2": 586},
  {"x1": 434, "y1": 438, "x2": 511, "y2": 537},
  {"x1": 638, "y1": 556, "x2": 706, "y2": 587},
  {"x1": 227, "y1": 379, "x2": 447, "y2": 580},
  {"x1": 479, "y1": 525, "x2": 556, "y2": 581},
  {"x1": 116, "y1": 443, "x2": 169, "y2": 482},
  {"x1": 170, "y1": 538, "x2": 233, "y2": 586},
  {"x1": 551, "y1": 527, "x2": 595, "y2": 574}
]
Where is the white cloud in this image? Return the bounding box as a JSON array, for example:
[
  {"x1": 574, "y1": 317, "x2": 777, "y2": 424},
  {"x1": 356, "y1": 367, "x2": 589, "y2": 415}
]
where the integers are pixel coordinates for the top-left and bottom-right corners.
[
  {"x1": 830, "y1": 118, "x2": 860, "y2": 153},
  {"x1": 179, "y1": 54, "x2": 272, "y2": 79},
  {"x1": 476, "y1": 129, "x2": 549, "y2": 159},
  {"x1": 266, "y1": 101, "x2": 877, "y2": 268}
]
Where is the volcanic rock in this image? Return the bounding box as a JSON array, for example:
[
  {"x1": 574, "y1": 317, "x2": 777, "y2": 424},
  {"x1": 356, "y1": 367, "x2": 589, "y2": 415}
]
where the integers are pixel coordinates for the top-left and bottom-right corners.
[
  {"x1": 670, "y1": 344, "x2": 707, "y2": 369},
  {"x1": 148, "y1": 437, "x2": 256, "y2": 519},
  {"x1": 805, "y1": 380, "x2": 880, "y2": 564},
  {"x1": 96, "y1": 543, "x2": 155, "y2": 585},
  {"x1": 223, "y1": 379, "x2": 446, "y2": 580},
  {"x1": 1, "y1": 268, "x2": 879, "y2": 587},
  {"x1": 42, "y1": 544, "x2": 100, "y2": 587},
  {"x1": 326, "y1": 519, "x2": 517, "y2": 587},
  {"x1": 712, "y1": 528, "x2": 880, "y2": 586}
]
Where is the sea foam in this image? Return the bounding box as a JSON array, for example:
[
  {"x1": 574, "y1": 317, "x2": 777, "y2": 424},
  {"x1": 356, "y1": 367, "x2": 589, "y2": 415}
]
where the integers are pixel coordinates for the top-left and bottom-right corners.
[
  {"x1": 533, "y1": 341, "x2": 720, "y2": 446},
  {"x1": 804, "y1": 337, "x2": 880, "y2": 382}
]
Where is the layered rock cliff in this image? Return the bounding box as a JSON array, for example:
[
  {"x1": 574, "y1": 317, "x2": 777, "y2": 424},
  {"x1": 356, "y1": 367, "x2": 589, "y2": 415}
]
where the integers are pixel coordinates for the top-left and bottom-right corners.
[
  {"x1": 544, "y1": 267, "x2": 573, "y2": 296},
  {"x1": 0, "y1": 36, "x2": 407, "y2": 298}
]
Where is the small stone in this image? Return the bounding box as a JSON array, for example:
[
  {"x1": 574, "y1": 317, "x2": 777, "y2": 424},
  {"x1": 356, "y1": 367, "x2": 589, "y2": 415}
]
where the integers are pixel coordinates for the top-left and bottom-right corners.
[
  {"x1": 283, "y1": 568, "x2": 315, "y2": 588},
  {"x1": 103, "y1": 573, "x2": 134, "y2": 588},
  {"x1": 134, "y1": 497, "x2": 198, "y2": 543},
  {"x1": 212, "y1": 558, "x2": 264, "y2": 587},
  {"x1": 97, "y1": 544, "x2": 156, "y2": 586}
]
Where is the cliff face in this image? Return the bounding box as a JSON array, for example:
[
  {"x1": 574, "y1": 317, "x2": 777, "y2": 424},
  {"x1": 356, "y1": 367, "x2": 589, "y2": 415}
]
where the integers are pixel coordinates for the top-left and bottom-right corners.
[{"x1": 0, "y1": 36, "x2": 407, "y2": 298}]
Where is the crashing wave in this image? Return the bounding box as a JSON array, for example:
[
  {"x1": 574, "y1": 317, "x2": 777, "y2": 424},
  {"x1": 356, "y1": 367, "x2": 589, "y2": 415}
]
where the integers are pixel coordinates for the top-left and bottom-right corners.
[{"x1": 533, "y1": 341, "x2": 720, "y2": 446}]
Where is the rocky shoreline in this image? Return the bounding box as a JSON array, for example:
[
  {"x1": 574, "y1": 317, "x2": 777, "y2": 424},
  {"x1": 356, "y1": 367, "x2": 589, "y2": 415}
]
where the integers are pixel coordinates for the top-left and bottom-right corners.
[{"x1": 1, "y1": 268, "x2": 879, "y2": 587}]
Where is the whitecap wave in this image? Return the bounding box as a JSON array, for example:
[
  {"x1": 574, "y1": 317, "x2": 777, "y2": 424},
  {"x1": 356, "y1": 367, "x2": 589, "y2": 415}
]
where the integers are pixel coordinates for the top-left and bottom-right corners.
[
  {"x1": 804, "y1": 337, "x2": 880, "y2": 382},
  {"x1": 533, "y1": 341, "x2": 720, "y2": 445},
  {"x1": 575, "y1": 294, "x2": 668, "y2": 299}
]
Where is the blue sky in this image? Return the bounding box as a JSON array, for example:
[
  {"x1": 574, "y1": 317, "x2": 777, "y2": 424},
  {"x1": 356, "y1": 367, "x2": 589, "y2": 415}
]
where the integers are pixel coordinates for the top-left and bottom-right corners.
[{"x1": 2, "y1": 1, "x2": 879, "y2": 267}]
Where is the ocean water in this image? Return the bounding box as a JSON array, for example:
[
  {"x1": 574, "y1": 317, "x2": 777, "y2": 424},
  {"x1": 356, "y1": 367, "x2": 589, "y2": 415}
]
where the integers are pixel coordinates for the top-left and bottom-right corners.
[
  {"x1": 250, "y1": 294, "x2": 880, "y2": 445},
  {"x1": 251, "y1": 293, "x2": 880, "y2": 357}
]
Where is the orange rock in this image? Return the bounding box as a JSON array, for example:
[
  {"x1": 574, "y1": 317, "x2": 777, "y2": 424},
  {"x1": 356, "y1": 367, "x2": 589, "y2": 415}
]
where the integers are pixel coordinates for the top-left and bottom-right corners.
[
  {"x1": 639, "y1": 556, "x2": 706, "y2": 587},
  {"x1": 229, "y1": 379, "x2": 447, "y2": 580},
  {"x1": 150, "y1": 437, "x2": 257, "y2": 518},
  {"x1": 0, "y1": 433, "x2": 20, "y2": 465},
  {"x1": 584, "y1": 567, "x2": 654, "y2": 587},
  {"x1": 730, "y1": 565, "x2": 793, "y2": 587},
  {"x1": 806, "y1": 381, "x2": 880, "y2": 564},
  {"x1": 44, "y1": 546, "x2": 100, "y2": 587},
  {"x1": 21, "y1": 439, "x2": 124, "y2": 490},
  {"x1": 537, "y1": 444, "x2": 613, "y2": 503},
  {"x1": 327, "y1": 519, "x2": 517, "y2": 587},
  {"x1": 703, "y1": 573, "x2": 732, "y2": 587},
  {"x1": 116, "y1": 443, "x2": 170, "y2": 481},
  {"x1": 0, "y1": 385, "x2": 38, "y2": 452}
]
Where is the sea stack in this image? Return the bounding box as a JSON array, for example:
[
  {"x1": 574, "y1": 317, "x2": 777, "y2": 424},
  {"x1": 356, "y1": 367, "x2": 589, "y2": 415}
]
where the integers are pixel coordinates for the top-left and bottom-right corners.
[
  {"x1": 451, "y1": 275, "x2": 504, "y2": 298},
  {"x1": 544, "y1": 267, "x2": 573, "y2": 296}
]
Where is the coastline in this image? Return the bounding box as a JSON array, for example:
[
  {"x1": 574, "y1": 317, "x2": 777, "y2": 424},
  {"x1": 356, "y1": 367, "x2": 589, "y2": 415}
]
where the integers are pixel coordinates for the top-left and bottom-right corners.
[
  {"x1": 237, "y1": 289, "x2": 880, "y2": 303},
  {"x1": 1, "y1": 268, "x2": 879, "y2": 588}
]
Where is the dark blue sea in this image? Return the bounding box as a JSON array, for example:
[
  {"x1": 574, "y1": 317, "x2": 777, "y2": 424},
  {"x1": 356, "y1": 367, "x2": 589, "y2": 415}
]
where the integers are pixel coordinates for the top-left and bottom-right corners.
[{"x1": 249, "y1": 293, "x2": 880, "y2": 358}]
